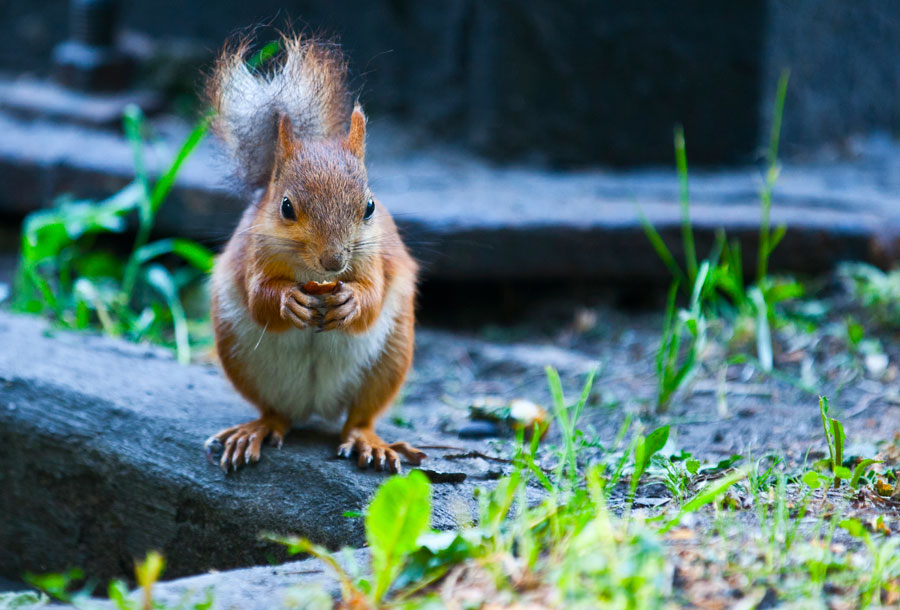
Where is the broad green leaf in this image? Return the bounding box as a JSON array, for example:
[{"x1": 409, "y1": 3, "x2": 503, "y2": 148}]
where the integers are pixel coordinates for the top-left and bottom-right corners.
[
  {"x1": 834, "y1": 466, "x2": 852, "y2": 480},
  {"x1": 107, "y1": 579, "x2": 136, "y2": 610},
  {"x1": 802, "y1": 471, "x2": 824, "y2": 489},
  {"x1": 698, "y1": 455, "x2": 744, "y2": 475},
  {"x1": 367, "y1": 470, "x2": 432, "y2": 603},
  {"x1": 23, "y1": 568, "x2": 84, "y2": 603},
  {"x1": 629, "y1": 425, "x2": 670, "y2": 504},
  {"x1": 644, "y1": 425, "x2": 670, "y2": 458},
  {"x1": 393, "y1": 532, "x2": 474, "y2": 593},
  {"x1": 839, "y1": 518, "x2": 867, "y2": 540},
  {"x1": 75, "y1": 251, "x2": 124, "y2": 280}
]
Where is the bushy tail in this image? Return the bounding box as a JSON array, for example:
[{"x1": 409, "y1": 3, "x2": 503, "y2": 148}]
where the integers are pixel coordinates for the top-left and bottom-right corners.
[{"x1": 206, "y1": 34, "x2": 353, "y2": 190}]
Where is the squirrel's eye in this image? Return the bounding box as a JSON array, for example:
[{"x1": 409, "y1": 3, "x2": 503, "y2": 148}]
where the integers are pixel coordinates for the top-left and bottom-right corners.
[
  {"x1": 281, "y1": 196, "x2": 296, "y2": 221},
  {"x1": 363, "y1": 198, "x2": 375, "y2": 220}
]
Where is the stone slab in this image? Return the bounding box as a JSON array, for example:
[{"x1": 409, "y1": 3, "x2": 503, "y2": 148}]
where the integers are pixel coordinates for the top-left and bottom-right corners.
[
  {"x1": 0, "y1": 309, "x2": 597, "y2": 583},
  {"x1": 1, "y1": 111, "x2": 899, "y2": 282},
  {"x1": 108, "y1": 549, "x2": 369, "y2": 610},
  {"x1": 0, "y1": 313, "x2": 471, "y2": 582},
  {"x1": 0, "y1": 77, "x2": 162, "y2": 128}
]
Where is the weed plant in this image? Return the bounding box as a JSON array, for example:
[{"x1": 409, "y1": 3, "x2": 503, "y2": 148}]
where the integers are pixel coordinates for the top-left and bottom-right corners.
[
  {"x1": 639, "y1": 71, "x2": 799, "y2": 410},
  {"x1": 12, "y1": 108, "x2": 213, "y2": 364}
]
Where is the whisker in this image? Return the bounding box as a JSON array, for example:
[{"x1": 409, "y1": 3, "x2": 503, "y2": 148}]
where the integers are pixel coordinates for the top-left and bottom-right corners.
[{"x1": 235, "y1": 223, "x2": 268, "y2": 236}]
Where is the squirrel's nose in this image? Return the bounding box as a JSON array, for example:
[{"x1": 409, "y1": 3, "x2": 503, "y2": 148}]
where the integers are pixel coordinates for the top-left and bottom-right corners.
[{"x1": 319, "y1": 252, "x2": 345, "y2": 272}]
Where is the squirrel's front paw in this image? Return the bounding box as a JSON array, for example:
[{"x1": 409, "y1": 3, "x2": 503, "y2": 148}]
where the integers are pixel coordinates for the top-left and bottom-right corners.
[
  {"x1": 204, "y1": 414, "x2": 290, "y2": 472},
  {"x1": 280, "y1": 287, "x2": 319, "y2": 330},
  {"x1": 316, "y1": 283, "x2": 360, "y2": 332}
]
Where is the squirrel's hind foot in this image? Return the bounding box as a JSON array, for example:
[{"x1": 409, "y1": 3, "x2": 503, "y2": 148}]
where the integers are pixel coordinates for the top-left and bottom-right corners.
[
  {"x1": 204, "y1": 413, "x2": 290, "y2": 472},
  {"x1": 337, "y1": 427, "x2": 426, "y2": 474}
]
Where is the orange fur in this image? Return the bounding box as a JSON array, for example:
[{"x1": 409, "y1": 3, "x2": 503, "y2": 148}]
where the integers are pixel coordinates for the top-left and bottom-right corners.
[{"x1": 206, "y1": 35, "x2": 422, "y2": 473}]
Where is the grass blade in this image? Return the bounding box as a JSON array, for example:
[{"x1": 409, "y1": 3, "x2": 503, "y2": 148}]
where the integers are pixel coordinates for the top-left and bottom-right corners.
[
  {"x1": 674, "y1": 125, "x2": 697, "y2": 285},
  {"x1": 659, "y1": 468, "x2": 747, "y2": 533},
  {"x1": 149, "y1": 115, "x2": 210, "y2": 214},
  {"x1": 637, "y1": 205, "x2": 688, "y2": 288},
  {"x1": 757, "y1": 69, "x2": 790, "y2": 285},
  {"x1": 136, "y1": 238, "x2": 215, "y2": 273},
  {"x1": 749, "y1": 287, "x2": 773, "y2": 372},
  {"x1": 145, "y1": 264, "x2": 191, "y2": 364}
]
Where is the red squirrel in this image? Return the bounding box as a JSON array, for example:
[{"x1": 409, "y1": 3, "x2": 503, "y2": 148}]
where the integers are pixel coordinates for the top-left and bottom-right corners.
[{"x1": 203, "y1": 35, "x2": 425, "y2": 473}]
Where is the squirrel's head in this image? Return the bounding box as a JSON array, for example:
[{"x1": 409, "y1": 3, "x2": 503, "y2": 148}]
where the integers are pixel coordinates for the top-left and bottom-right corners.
[{"x1": 256, "y1": 105, "x2": 378, "y2": 280}]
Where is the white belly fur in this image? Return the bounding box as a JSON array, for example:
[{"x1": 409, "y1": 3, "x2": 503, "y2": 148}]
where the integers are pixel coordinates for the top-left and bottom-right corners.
[{"x1": 214, "y1": 271, "x2": 404, "y2": 422}]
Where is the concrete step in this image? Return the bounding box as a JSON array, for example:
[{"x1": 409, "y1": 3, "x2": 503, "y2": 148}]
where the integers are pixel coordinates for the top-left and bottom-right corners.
[{"x1": 1, "y1": 112, "x2": 898, "y2": 282}]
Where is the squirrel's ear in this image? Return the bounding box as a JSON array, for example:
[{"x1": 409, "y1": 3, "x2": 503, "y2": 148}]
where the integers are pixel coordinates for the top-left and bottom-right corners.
[
  {"x1": 344, "y1": 104, "x2": 366, "y2": 161},
  {"x1": 276, "y1": 114, "x2": 299, "y2": 162}
]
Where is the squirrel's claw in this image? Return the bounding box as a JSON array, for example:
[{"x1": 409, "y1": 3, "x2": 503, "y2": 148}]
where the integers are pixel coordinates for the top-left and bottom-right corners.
[
  {"x1": 318, "y1": 297, "x2": 360, "y2": 332},
  {"x1": 281, "y1": 289, "x2": 319, "y2": 330},
  {"x1": 337, "y1": 428, "x2": 426, "y2": 474},
  {"x1": 204, "y1": 415, "x2": 290, "y2": 473}
]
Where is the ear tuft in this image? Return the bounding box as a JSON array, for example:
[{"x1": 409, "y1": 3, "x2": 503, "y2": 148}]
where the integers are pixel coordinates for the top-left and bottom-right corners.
[
  {"x1": 277, "y1": 114, "x2": 298, "y2": 161},
  {"x1": 344, "y1": 103, "x2": 366, "y2": 161}
]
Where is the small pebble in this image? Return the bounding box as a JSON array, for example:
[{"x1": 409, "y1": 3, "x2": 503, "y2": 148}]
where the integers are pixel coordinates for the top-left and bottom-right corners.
[{"x1": 458, "y1": 420, "x2": 501, "y2": 439}]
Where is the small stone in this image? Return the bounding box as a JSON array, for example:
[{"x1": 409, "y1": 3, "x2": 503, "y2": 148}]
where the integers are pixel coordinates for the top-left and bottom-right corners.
[
  {"x1": 458, "y1": 420, "x2": 502, "y2": 439},
  {"x1": 865, "y1": 353, "x2": 889, "y2": 378}
]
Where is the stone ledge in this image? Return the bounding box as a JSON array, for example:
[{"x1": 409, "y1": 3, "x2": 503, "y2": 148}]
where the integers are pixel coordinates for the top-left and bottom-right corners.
[
  {"x1": 0, "y1": 313, "x2": 482, "y2": 582},
  {"x1": 1, "y1": 112, "x2": 899, "y2": 282},
  {"x1": 0, "y1": 311, "x2": 596, "y2": 584}
]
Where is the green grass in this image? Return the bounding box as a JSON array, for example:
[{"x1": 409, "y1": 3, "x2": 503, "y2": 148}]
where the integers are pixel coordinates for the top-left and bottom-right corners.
[
  {"x1": 8, "y1": 39, "x2": 284, "y2": 363},
  {"x1": 260, "y1": 375, "x2": 900, "y2": 608},
  {"x1": 639, "y1": 70, "x2": 797, "y2": 411},
  {"x1": 21, "y1": 368, "x2": 900, "y2": 608},
  {"x1": 12, "y1": 107, "x2": 214, "y2": 364},
  {"x1": 839, "y1": 262, "x2": 900, "y2": 329}
]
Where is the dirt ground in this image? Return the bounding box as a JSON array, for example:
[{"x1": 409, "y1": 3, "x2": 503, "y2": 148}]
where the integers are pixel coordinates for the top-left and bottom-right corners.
[{"x1": 411, "y1": 276, "x2": 900, "y2": 471}]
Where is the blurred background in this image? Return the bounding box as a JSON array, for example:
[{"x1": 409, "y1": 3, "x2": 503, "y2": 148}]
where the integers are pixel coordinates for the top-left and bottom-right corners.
[
  {"x1": 0, "y1": 0, "x2": 899, "y2": 308},
  {"x1": 4, "y1": 1, "x2": 900, "y2": 164}
]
